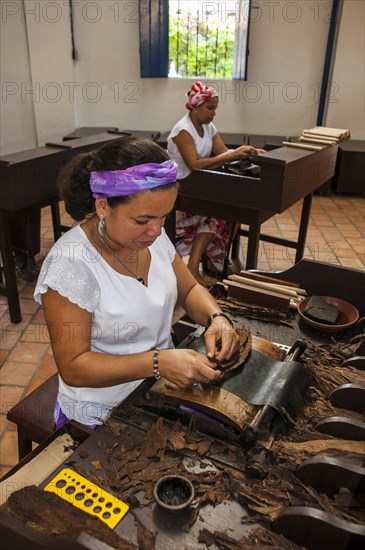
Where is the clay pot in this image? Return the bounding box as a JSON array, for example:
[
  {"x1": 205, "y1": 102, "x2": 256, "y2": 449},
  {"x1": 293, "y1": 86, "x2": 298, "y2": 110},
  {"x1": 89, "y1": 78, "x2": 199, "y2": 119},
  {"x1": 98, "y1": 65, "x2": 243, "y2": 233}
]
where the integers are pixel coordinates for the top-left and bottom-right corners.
[{"x1": 153, "y1": 475, "x2": 194, "y2": 511}]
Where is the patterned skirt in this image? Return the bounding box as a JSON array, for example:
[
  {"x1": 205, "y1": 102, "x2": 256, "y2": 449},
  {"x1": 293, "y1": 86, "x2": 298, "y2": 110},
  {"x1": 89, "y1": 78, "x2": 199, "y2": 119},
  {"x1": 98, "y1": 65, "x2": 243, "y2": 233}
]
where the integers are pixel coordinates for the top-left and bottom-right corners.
[{"x1": 175, "y1": 210, "x2": 230, "y2": 273}]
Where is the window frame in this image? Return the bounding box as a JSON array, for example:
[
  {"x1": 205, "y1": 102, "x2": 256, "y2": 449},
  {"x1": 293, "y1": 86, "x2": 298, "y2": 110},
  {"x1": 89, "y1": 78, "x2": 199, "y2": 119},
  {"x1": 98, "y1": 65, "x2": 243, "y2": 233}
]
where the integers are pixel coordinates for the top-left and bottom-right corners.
[{"x1": 139, "y1": 0, "x2": 252, "y2": 80}]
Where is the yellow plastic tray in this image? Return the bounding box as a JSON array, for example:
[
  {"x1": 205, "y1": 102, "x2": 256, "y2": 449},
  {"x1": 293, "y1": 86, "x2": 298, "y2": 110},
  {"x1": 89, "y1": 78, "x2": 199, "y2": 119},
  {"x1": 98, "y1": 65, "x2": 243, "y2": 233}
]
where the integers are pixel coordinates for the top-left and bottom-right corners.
[{"x1": 44, "y1": 467, "x2": 129, "y2": 528}]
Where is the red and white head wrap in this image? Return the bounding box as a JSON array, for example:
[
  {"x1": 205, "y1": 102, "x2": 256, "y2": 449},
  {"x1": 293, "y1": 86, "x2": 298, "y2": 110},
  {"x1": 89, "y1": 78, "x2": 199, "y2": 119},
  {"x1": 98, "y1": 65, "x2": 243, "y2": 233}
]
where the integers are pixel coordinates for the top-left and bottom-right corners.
[{"x1": 186, "y1": 81, "x2": 218, "y2": 110}]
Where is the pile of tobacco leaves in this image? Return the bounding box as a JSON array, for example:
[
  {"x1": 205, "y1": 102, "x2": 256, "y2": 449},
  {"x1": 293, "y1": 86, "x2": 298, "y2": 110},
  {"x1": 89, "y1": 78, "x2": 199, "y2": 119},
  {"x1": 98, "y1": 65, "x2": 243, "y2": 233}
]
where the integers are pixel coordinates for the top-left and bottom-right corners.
[{"x1": 2, "y1": 337, "x2": 364, "y2": 549}]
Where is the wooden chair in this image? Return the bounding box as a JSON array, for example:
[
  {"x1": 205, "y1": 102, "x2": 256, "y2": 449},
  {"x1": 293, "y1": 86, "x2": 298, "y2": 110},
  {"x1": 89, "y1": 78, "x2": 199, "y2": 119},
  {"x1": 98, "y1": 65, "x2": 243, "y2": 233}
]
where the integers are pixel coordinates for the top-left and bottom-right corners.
[{"x1": 7, "y1": 374, "x2": 58, "y2": 460}]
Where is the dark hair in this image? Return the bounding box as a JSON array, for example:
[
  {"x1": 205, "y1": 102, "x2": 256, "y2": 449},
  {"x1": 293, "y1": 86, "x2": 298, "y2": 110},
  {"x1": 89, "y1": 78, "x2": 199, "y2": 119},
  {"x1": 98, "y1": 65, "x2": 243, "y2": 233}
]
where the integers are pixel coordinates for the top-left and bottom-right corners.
[{"x1": 58, "y1": 136, "x2": 174, "y2": 221}]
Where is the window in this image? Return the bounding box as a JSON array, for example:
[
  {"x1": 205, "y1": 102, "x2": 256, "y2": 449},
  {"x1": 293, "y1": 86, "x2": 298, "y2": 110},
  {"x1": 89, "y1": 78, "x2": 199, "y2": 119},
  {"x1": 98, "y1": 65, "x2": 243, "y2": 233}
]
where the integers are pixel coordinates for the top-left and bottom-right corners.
[{"x1": 139, "y1": 0, "x2": 252, "y2": 79}]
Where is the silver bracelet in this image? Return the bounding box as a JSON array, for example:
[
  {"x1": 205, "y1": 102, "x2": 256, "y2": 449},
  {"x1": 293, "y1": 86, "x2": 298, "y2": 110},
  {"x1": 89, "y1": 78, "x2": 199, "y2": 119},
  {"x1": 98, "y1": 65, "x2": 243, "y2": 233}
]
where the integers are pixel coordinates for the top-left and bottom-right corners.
[{"x1": 153, "y1": 348, "x2": 161, "y2": 380}]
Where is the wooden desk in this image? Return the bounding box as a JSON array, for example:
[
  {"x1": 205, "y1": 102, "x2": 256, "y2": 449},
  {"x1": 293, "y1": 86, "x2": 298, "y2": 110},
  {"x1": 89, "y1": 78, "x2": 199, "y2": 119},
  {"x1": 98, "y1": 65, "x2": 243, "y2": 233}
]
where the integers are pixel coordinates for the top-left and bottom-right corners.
[
  {"x1": 334, "y1": 140, "x2": 365, "y2": 194},
  {"x1": 0, "y1": 133, "x2": 121, "y2": 323},
  {"x1": 165, "y1": 144, "x2": 338, "y2": 273}
]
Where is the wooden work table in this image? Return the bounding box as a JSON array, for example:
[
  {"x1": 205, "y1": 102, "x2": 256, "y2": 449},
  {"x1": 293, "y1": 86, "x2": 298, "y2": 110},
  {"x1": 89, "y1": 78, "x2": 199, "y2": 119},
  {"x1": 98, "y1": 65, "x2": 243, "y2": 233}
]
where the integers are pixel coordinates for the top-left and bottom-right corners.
[
  {"x1": 165, "y1": 143, "x2": 339, "y2": 274},
  {"x1": 1, "y1": 260, "x2": 364, "y2": 549}
]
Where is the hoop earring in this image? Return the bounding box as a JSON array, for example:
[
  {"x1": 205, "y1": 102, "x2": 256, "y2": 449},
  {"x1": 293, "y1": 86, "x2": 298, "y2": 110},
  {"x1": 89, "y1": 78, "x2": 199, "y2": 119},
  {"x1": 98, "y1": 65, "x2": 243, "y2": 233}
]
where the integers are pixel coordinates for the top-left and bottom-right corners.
[{"x1": 97, "y1": 213, "x2": 106, "y2": 237}]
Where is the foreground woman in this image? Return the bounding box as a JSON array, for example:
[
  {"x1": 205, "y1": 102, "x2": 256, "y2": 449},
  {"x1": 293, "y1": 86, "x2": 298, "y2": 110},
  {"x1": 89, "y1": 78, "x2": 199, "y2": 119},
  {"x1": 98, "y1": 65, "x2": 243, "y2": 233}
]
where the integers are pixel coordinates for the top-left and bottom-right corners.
[{"x1": 34, "y1": 136, "x2": 240, "y2": 427}]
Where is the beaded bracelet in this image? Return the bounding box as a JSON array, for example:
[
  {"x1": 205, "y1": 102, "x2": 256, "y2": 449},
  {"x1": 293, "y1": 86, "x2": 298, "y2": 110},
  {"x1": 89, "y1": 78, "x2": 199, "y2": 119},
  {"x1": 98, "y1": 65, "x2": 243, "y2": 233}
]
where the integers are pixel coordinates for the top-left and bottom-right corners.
[
  {"x1": 153, "y1": 348, "x2": 161, "y2": 380},
  {"x1": 207, "y1": 312, "x2": 234, "y2": 328}
]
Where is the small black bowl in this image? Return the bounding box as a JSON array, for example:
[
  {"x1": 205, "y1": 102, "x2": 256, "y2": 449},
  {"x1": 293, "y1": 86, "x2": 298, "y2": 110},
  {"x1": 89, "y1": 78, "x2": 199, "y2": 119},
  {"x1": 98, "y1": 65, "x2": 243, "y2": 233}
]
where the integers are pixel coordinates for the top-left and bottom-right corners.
[{"x1": 153, "y1": 475, "x2": 195, "y2": 511}]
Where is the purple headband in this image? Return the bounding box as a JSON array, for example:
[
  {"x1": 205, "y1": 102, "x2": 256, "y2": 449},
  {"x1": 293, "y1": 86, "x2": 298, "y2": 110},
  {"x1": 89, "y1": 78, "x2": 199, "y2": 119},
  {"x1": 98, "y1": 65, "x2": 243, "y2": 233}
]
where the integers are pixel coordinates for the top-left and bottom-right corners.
[{"x1": 90, "y1": 160, "x2": 178, "y2": 199}]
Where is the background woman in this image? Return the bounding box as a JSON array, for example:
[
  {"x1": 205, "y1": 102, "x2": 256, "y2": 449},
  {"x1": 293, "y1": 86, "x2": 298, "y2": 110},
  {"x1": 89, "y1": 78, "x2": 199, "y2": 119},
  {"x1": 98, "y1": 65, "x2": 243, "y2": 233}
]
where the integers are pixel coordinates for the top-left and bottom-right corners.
[
  {"x1": 167, "y1": 81, "x2": 265, "y2": 285},
  {"x1": 34, "y1": 136, "x2": 240, "y2": 428}
]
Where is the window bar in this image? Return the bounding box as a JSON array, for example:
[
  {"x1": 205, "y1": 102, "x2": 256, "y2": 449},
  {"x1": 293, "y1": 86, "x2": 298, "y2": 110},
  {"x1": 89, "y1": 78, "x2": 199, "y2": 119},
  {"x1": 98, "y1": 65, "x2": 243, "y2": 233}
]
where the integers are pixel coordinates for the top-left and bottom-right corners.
[
  {"x1": 214, "y1": 23, "x2": 219, "y2": 77},
  {"x1": 204, "y1": 22, "x2": 208, "y2": 77},
  {"x1": 186, "y1": 11, "x2": 190, "y2": 77},
  {"x1": 223, "y1": 23, "x2": 229, "y2": 78},
  {"x1": 195, "y1": 9, "x2": 199, "y2": 76},
  {"x1": 176, "y1": 0, "x2": 180, "y2": 74}
]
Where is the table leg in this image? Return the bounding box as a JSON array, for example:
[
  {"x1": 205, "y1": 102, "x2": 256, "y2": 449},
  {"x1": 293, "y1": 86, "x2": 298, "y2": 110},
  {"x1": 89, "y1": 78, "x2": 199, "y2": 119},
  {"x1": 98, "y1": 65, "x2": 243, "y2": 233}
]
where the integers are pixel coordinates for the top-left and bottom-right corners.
[
  {"x1": 50, "y1": 201, "x2": 62, "y2": 241},
  {"x1": 245, "y1": 215, "x2": 261, "y2": 269},
  {"x1": 0, "y1": 210, "x2": 22, "y2": 324},
  {"x1": 295, "y1": 193, "x2": 313, "y2": 263}
]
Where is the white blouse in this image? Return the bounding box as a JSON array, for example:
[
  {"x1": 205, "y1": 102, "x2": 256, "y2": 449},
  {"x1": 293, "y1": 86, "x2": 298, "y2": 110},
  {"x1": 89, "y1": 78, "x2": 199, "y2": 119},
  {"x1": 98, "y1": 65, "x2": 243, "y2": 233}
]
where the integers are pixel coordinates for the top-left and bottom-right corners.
[
  {"x1": 34, "y1": 225, "x2": 177, "y2": 425},
  {"x1": 167, "y1": 113, "x2": 217, "y2": 179}
]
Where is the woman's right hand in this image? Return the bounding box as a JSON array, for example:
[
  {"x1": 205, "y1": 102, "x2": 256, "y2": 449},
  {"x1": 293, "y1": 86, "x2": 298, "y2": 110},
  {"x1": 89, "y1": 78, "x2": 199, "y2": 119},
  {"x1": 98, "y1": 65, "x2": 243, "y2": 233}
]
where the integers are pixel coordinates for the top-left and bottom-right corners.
[
  {"x1": 157, "y1": 349, "x2": 221, "y2": 388},
  {"x1": 233, "y1": 145, "x2": 264, "y2": 160}
]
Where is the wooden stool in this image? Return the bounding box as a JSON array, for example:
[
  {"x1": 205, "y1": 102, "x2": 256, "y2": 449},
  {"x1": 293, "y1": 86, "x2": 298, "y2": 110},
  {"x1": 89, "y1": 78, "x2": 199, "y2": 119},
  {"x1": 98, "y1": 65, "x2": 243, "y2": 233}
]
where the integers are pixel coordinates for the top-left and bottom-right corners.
[{"x1": 7, "y1": 374, "x2": 58, "y2": 460}]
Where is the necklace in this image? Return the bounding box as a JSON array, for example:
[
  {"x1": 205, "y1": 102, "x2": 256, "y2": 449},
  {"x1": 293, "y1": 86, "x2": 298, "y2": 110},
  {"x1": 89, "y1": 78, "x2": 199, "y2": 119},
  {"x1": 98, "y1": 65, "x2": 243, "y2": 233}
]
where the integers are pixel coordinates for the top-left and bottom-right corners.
[{"x1": 94, "y1": 219, "x2": 145, "y2": 285}]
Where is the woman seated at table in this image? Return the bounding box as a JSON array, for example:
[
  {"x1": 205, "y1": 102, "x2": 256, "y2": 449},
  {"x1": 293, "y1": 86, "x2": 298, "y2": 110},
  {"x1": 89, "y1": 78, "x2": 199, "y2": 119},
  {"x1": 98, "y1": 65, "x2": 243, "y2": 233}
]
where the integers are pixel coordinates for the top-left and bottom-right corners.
[
  {"x1": 34, "y1": 136, "x2": 240, "y2": 428},
  {"x1": 167, "y1": 81, "x2": 265, "y2": 285}
]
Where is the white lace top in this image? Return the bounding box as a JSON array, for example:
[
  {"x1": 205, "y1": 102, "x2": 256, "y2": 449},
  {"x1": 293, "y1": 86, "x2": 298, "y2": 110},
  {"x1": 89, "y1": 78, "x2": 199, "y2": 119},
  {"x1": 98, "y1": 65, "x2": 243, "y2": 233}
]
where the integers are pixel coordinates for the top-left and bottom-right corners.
[
  {"x1": 34, "y1": 225, "x2": 177, "y2": 425},
  {"x1": 167, "y1": 113, "x2": 217, "y2": 179}
]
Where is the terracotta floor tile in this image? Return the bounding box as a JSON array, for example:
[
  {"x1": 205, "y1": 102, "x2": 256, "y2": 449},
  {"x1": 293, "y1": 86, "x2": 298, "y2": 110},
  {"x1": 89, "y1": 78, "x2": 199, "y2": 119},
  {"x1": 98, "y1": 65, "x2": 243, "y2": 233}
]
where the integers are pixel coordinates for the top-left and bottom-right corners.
[
  {"x1": 0, "y1": 414, "x2": 7, "y2": 438},
  {"x1": 0, "y1": 326, "x2": 22, "y2": 352},
  {"x1": 32, "y1": 308, "x2": 46, "y2": 324},
  {"x1": 19, "y1": 298, "x2": 39, "y2": 315},
  {"x1": 0, "y1": 465, "x2": 13, "y2": 479},
  {"x1": 0, "y1": 350, "x2": 9, "y2": 366},
  {"x1": 25, "y1": 375, "x2": 49, "y2": 396},
  {"x1": 336, "y1": 246, "x2": 363, "y2": 258},
  {"x1": 0, "y1": 312, "x2": 32, "y2": 330},
  {"x1": 341, "y1": 230, "x2": 363, "y2": 239},
  {"x1": 0, "y1": 430, "x2": 19, "y2": 467},
  {"x1": 7, "y1": 342, "x2": 49, "y2": 364},
  {"x1": 38, "y1": 354, "x2": 57, "y2": 378},
  {"x1": 20, "y1": 323, "x2": 50, "y2": 344},
  {"x1": 0, "y1": 386, "x2": 25, "y2": 416},
  {"x1": 19, "y1": 284, "x2": 37, "y2": 299},
  {"x1": 0, "y1": 362, "x2": 38, "y2": 386},
  {"x1": 338, "y1": 258, "x2": 364, "y2": 269}
]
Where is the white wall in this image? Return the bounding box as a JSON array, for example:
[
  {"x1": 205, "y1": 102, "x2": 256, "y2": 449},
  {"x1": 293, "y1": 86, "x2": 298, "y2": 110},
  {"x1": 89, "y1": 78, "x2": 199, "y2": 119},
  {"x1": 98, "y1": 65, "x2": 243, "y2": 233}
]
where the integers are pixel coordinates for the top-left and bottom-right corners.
[
  {"x1": 0, "y1": 0, "x2": 37, "y2": 154},
  {"x1": 1, "y1": 0, "x2": 364, "y2": 155},
  {"x1": 72, "y1": 0, "x2": 332, "y2": 136},
  {"x1": 23, "y1": 0, "x2": 76, "y2": 145},
  {"x1": 326, "y1": 0, "x2": 365, "y2": 138}
]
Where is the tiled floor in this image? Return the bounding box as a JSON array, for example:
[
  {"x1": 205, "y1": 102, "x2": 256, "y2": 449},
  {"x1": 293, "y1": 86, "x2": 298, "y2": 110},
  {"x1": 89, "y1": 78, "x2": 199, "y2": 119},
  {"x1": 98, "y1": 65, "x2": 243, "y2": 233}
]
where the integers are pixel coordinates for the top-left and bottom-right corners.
[{"x1": 1, "y1": 194, "x2": 364, "y2": 477}]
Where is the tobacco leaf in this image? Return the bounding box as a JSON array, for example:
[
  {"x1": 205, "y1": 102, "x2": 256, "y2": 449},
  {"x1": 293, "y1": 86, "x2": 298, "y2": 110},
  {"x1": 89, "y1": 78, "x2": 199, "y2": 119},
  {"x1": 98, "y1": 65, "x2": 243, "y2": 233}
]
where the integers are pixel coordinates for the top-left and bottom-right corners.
[
  {"x1": 91, "y1": 459, "x2": 102, "y2": 470},
  {"x1": 2, "y1": 485, "x2": 136, "y2": 550},
  {"x1": 216, "y1": 297, "x2": 293, "y2": 327}
]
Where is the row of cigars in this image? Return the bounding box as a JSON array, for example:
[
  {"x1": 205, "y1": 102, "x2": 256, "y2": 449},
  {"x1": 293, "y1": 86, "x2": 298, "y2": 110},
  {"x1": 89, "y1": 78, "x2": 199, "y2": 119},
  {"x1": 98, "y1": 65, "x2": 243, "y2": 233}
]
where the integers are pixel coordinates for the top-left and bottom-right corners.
[
  {"x1": 282, "y1": 125, "x2": 351, "y2": 152},
  {"x1": 223, "y1": 271, "x2": 307, "y2": 311}
]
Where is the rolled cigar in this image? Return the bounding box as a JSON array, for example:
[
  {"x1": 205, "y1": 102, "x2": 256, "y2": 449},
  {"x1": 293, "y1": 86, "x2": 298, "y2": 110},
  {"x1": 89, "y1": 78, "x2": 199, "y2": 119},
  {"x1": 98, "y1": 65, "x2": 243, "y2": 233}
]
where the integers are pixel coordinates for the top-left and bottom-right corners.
[
  {"x1": 302, "y1": 131, "x2": 338, "y2": 140},
  {"x1": 300, "y1": 136, "x2": 337, "y2": 145},
  {"x1": 238, "y1": 271, "x2": 307, "y2": 294},
  {"x1": 302, "y1": 132, "x2": 338, "y2": 141},
  {"x1": 282, "y1": 141, "x2": 324, "y2": 151},
  {"x1": 309, "y1": 126, "x2": 350, "y2": 137},
  {"x1": 229, "y1": 274, "x2": 300, "y2": 298}
]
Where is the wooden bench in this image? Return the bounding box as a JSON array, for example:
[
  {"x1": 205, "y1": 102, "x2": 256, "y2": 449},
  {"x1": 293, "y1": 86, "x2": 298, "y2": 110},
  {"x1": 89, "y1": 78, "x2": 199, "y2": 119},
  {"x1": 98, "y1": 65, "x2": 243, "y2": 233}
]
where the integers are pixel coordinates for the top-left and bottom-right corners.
[{"x1": 7, "y1": 374, "x2": 58, "y2": 460}]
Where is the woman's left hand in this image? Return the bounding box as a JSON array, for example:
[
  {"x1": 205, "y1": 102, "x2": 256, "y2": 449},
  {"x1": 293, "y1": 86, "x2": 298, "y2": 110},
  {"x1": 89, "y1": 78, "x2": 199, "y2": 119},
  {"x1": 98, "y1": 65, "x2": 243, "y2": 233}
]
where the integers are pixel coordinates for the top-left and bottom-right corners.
[
  {"x1": 204, "y1": 317, "x2": 240, "y2": 363},
  {"x1": 244, "y1": 146, "x2": 266, "y2": 155}
]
